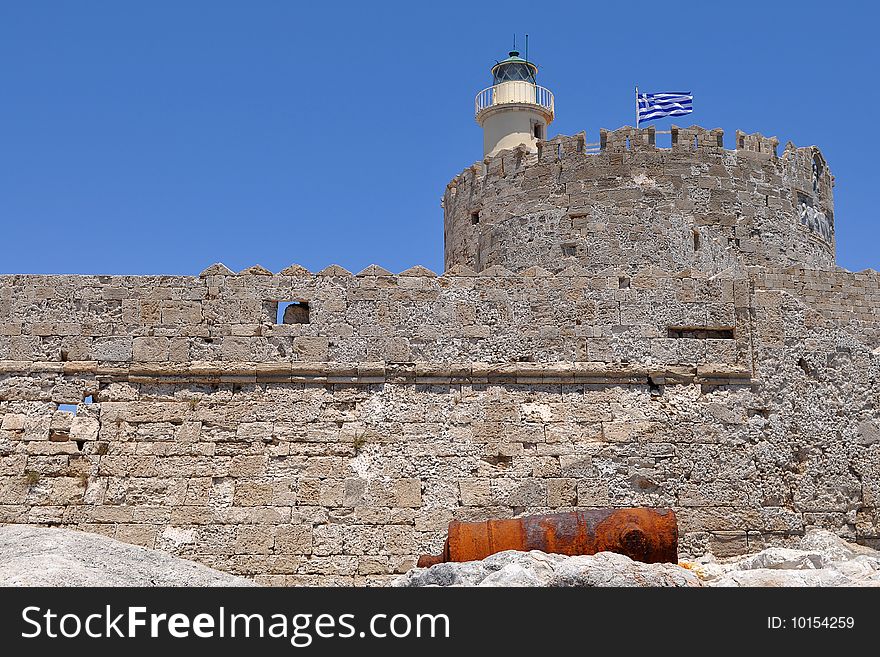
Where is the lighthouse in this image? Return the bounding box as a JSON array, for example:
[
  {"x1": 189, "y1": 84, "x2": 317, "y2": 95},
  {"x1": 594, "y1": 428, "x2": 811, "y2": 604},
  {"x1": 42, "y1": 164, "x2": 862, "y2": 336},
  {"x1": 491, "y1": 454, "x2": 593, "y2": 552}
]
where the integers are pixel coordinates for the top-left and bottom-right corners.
[{"x1": 475, "y1": 49, "x2": 555, "y2": 157}]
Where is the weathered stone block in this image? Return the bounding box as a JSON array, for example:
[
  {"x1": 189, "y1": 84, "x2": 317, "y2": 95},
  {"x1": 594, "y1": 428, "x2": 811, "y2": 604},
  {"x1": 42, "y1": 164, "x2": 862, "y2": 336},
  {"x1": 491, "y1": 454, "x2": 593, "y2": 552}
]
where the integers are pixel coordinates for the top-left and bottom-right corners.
[
  {"x1": 92, "y1": 337, "x2": 133, "y2": 362},
  {"x1": 394, "y1": 478, "x2": 422, "y2": 508},
  {"x1": 115, "y1": 523, "x2": 158, "y2": 548},
  {"x1": 459, "y1": 479, "x2": 493, "y2": 506},
  {"x1": 133, "y1": 337, "x2": 170, "y2": 362},
  {"x1": 293, "y1": 337, "x2": 330, "y2": 361},
  {"x1": 275, "y1": 525, "x2": 313, "y2": 555}
]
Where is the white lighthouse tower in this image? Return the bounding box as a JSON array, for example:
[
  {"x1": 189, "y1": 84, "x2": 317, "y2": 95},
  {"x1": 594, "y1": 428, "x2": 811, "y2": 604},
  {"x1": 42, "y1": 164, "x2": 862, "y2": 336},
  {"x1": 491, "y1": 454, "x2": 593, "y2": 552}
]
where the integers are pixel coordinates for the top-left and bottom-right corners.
[{"x1": 475, "y1": 49, "x2": 555, "y2": 157}]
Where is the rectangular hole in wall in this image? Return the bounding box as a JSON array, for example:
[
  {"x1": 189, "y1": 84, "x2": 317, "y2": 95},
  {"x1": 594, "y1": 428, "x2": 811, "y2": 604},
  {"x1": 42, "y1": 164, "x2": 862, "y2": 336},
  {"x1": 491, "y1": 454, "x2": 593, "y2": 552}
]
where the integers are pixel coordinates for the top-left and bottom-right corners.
[
  {"x1": 693, "y1": 229, "x2": 701, "y2": 251},
  {"x1": 277, "y1": 301, "x2": 310, "y2": 324},
  {"x1": 58, "y1": 394, "x2": 92, "y2": 415},
  {"x1": 668, "y1": 326, "x2": 735, "y2": 339},
  {"x1": 797, "y1": 192, "x2": 813, "y2": 207},
  {"x1": 471, "y1": 211, "x2": 480, "y2": 225},
  {"x1": 561, "y1": 244, "x2": 577, "y2": 257}
]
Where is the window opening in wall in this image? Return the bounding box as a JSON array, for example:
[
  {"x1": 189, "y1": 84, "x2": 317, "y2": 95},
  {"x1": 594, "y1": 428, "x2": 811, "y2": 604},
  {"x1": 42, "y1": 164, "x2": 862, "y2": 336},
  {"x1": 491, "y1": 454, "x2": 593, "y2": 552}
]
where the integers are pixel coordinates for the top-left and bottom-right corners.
[
  {"x1": 561, "y1": 244, "x2": 577, "y2": 257},
  {"x1": 693, "y1": 229, "x2": 701, "y2": 251},
  {"x1": 277, "y1": 301, "x2": 310, "y2": 324},
  {"x1": 471, "y1": 211, "x2": 480, "y2": 225},
  {"x1": 58, "y1": 395, "x2": 92, "y2": 415},
  {"x1": 533, "y1": 123, "x2": 544, "y2": 139},
  {"x1": 618, "y1": 276, "x2": 630, "y2": 289}
]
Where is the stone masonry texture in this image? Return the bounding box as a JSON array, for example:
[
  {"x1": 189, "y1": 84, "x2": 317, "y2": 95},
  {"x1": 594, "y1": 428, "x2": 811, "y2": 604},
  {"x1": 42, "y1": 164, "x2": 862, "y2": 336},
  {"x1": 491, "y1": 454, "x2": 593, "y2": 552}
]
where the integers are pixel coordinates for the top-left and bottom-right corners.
[{"x1": 0, "y1": 125, "x2": 877, "y2": 585}]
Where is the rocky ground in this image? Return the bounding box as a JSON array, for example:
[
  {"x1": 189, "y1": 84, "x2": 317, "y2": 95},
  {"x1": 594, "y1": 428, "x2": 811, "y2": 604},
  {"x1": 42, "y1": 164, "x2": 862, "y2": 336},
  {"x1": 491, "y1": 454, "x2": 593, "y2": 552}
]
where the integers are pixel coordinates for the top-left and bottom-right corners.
[
  {"x1": 393, "y1": 530, "x2": 880, "y2": 587},
  {"x1": 0, "y1": 525, "x2": 253, "y2": 586},
  {"x1": 3, "y1": 524, "x2": 878, "y2": 587}
]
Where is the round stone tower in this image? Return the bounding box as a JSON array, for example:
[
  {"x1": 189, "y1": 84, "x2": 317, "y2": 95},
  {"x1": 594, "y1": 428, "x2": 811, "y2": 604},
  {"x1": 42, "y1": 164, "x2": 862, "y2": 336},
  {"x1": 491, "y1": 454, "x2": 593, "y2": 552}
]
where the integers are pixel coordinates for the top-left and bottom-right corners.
[
  {"x1": 476, "y1": 50, "x2": 555, "y2": 157},
  {"x1": 443, "y1": 128, "x2": 835, "y2": 275},
  {"x1": 445, "y1": 55, "x2": 835, "y2": 275}
]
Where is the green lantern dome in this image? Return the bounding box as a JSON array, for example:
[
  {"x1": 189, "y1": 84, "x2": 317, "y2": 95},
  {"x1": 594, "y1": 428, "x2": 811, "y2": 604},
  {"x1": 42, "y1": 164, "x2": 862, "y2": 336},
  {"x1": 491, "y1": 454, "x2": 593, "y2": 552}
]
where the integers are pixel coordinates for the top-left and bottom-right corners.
[{"x1": 491, "y1": 51, "x2": 538, "y2": 85}]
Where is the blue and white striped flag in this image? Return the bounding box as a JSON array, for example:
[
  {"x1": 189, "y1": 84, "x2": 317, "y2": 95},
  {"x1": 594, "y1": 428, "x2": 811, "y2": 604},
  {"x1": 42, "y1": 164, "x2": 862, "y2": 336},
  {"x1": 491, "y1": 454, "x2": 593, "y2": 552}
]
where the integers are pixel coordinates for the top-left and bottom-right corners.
[{"x1": 637, "y1": 91, "x2": 693, "y2": 123}]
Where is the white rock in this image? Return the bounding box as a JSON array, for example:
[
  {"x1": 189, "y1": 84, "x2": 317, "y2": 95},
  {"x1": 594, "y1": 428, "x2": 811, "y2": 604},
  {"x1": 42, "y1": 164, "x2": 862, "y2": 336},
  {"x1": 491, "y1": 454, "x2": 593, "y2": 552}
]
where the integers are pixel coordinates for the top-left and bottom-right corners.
[
  {"x1": 394, "y1": 560, "x2": 489, "y2": 587},
  {"x1": 709, "y1": 568, "x2": 856, "y2": 588},
  {"x1": 0, "y1": 525, "x2": 253, "y2": 587},
  {"x1": 797, "y1": 529, "x2": 860, "y2": 562},
  {"x1": 549, "y1": 552, "x2": 701, "y2": 587},
  {"x1": 478, "y1": 563, "x2": 546, "y2": 587},
  {"x1": 834, "y1": 556, "x2": 880, "y2": 582},
  {"x1": 725, "y1": 547, "x2": 827, "y2": 571}
]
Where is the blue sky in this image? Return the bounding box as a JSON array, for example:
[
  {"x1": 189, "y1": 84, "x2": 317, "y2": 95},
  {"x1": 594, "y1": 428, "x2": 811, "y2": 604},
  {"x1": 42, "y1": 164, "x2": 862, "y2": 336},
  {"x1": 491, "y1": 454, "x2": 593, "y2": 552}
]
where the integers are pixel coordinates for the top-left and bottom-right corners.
[{"x1": 1, "y1": 1, "x2": 877, "y2": 275}]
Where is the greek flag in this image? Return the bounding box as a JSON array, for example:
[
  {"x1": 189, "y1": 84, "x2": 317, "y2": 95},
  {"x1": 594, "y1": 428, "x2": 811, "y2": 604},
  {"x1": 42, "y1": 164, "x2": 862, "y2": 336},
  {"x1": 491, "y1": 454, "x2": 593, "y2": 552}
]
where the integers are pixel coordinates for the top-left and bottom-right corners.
[{"x1": 637, "y1": 91, "x2": 693, "y2": 123}]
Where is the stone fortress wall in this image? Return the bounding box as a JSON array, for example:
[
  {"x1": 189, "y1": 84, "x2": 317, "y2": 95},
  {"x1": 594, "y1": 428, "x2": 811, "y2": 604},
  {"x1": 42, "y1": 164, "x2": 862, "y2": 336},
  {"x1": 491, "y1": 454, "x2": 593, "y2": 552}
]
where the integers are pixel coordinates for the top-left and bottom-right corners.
[
  {"x1": 1, "y1": 249, "x2": 879, "y2": 583},
  {"x1": 443, "y1": 126, "x2": 836, "y2": 276}
]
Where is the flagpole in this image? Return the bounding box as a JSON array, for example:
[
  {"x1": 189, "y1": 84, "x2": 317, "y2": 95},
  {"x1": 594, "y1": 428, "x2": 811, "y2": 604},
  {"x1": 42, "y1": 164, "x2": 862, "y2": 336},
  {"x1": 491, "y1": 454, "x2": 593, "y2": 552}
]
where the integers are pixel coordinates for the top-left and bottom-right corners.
[{"x1": 635, "y1": 85, "x2": 639, "y2": 129}]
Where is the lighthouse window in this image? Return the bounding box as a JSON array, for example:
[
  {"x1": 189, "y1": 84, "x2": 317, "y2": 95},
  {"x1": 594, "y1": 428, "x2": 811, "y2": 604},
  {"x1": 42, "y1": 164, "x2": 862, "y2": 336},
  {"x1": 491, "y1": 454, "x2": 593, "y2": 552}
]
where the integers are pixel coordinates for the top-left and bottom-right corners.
[
  {"x1": 533, "y1": 123, "x2": 544, "y2": 139},
  {"x1": 493, "y1": 63, "x2": 536, "y2": 84}
]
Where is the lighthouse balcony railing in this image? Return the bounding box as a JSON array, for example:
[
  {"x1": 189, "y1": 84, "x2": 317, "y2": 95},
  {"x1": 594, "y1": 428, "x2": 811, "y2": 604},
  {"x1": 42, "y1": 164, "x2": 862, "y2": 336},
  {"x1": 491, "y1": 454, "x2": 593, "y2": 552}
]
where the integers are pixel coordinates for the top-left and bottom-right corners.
[{"x1": 475, "y1": 83, "x2": 555, "y2": 118}]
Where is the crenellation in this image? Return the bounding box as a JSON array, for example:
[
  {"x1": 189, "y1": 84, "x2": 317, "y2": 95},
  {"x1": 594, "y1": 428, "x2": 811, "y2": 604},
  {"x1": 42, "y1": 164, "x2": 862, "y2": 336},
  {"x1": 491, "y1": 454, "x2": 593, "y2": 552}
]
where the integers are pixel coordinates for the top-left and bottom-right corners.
[{"x1": 444, "y1": 126, "x2": 836, "y2": 276}]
